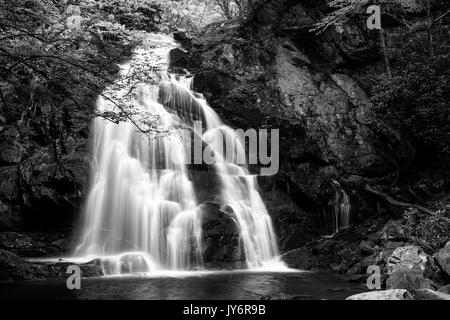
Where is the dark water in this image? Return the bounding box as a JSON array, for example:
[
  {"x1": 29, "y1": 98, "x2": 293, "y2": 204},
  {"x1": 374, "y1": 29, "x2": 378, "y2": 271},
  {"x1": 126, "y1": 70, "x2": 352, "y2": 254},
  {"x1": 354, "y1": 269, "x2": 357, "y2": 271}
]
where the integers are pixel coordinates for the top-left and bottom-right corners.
[{"x1": 0, "y1": 271, "x2": 365, "y2": 300}]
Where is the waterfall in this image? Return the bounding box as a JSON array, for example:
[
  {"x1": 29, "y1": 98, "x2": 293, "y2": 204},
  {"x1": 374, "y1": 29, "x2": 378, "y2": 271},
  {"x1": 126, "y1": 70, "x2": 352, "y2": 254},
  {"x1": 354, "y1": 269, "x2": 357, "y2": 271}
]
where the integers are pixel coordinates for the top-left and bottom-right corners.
[
  {"x1": 74, "y1": 34, "x2": 281, "y2": 274},
  {"x1": 331, "y1": 180, "x2": 351, "y2": 234}
]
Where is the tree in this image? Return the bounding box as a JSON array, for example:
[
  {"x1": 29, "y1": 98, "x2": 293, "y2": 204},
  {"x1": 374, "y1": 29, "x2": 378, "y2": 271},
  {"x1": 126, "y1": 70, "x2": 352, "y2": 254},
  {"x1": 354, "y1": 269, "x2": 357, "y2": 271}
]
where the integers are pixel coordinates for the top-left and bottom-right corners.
[
  {"x1": 0, "y1": 0, "x2": 164, "y2": 144},
  {"x1": 312, "y1": 0, "x2": 371, "y2": 34},
  {"x1": 371, "y1": 24, "x2": 450, "y2": 160},
  {"x1": 157, "y1": 0, "x2": 248, "y2": 32},
  {"x1": 416, "y1": 0, "x2": 450, "y2": 56},
  {"x1": 313, "y1": 0, "x2": 392, "y2": 77}
]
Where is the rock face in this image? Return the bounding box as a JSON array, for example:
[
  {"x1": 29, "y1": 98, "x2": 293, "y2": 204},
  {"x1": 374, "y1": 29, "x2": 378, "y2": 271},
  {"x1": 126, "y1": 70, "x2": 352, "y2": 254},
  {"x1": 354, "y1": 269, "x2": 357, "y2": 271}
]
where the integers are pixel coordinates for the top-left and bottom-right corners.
[
  {"x1": 0, "y1": 106, "x2": 91, "y2": 273},
  {"x1": 186, "y1": 0, "x2": 413, "y2": 249},
  {"x1": 346, "y1": 289, "x2": 412, "y2": 300}
]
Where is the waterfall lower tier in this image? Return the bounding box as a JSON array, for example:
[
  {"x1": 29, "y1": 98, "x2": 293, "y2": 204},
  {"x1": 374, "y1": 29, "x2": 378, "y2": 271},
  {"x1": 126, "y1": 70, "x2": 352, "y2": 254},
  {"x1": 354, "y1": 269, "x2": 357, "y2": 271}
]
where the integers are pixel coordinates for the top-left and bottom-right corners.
[{"x1": 74, "y1": 34, "x2": 282, "y2": 274}]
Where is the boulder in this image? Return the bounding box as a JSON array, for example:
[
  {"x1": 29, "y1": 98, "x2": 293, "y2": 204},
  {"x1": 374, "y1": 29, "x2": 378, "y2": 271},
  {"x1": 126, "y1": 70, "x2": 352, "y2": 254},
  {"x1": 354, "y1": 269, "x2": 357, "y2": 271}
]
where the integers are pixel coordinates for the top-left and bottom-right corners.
[
  {"x1": 200, "y1": 202, "x2": 244, "y2": 265},
  {"x1": 411, "y1": 289, "x2": 450, "y2": 300},
  {"x1": 386, "y1": 246, "x2": 429, "y2": 275},
  {"x1": 381, "y1": 220, "x2": 409, "y2": 242},
  {"x1": 173, "y1": 31, "x2": 188, "y2": 42},
  {"x1": 36, "y1": 261, "x2": 103, "y2": 279},
  {"x1": 168, "y1": 48, "x2": 190, "y2": 69},
  {"x1": 281, "y1": 248, "x2": 316, "y2": 270},
  {"x1": 438, "y1": 285, "x2": 450, "y2": 294},
  {"x1": 359, "y1": 240, "x2": 375, "y2": 256},
  {"x1": 0, "y1": 249, "x2": 48, "y2": 282},
  {"x1": 386, "y1": 270, "x2": 433, "y2": 291},
  {"x1": 434, "y1": 241, "x2": 450, "y2": 278},
  {"x1": 346, "y1": 289, "x2": 412, "y2": 300}
]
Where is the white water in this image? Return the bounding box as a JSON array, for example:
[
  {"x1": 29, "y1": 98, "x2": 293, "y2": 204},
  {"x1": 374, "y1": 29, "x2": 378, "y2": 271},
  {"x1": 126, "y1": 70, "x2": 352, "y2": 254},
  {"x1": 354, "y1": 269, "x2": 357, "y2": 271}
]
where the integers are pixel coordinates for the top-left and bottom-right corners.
[
  {"x1": 331, "y1": 180, "x2": 351, "y2": 235},
  {"x1": 74, "y1": 34, "x2": 282, "y2": 274}
]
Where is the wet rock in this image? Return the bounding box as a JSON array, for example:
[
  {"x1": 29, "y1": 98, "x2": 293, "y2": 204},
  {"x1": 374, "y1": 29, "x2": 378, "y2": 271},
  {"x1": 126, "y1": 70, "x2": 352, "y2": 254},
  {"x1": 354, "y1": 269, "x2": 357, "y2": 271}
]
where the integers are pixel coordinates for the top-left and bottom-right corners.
[
  {"x1": 359, "y1": 240, "x2": 375, "y2": 256},
  {"x1": 281, "y1": 248, "x2": 316, "y2": 270},
  {"x1": 260, "y1": 294, "x2": 313, "y2": 300},
  {"x1": 192, "y1": 71, "x2": 234, "y2": 98},
  {"x1": 386, "y1": 246, "x2": 429, "y2": 275},
  {"x1": 260, "y1": 183, "x2": 317, "y2": 251},
  {"x1": 187, "y1": 2, "x2": 412, "y2": 245},
  {"x1": 169, "y1": 48, "x2": 190, "y2": 69},
  {"x1": 0, "y1": 248, "x2": 103, "y2": 283},
  {"x1": 173, "y1": 31, "x2": 188, "y2": 42},
  {"x1": 381, "y1": 220, "x2": 409, "y2": 242},
  {"x1": 200, "y1": 202, "x2": 244, "y2": 264},
  {"x1": 411, "y1": 289, "x2": 450, "y2": 300},
  {"x1": 158, "y1": 81, "x2": 205, "y2": 124},
  {"x1": 0, "y1": 249, "x2": 48, "y2": 282},
  {"x1": 18, "y1": 146, "x2": 89, "y2": 220},
  {"x1": 438, "y1": 285, "x2": 450, "y2": 294},
  {"x1": 35, "y1": 261, "x2": 103, "y2": 279},
  {"x1": 434, "y1": 241, "x2": 450, "y2": 278},
  {"x1": 0, "y1": 126, "x2": 25, "y2": 164},
  {"x1": 386, "y1": 270, "x2": 433, "y2": 291},
  {"x1": 346, "y1": 289, "x2": 412, "y2": 300}
]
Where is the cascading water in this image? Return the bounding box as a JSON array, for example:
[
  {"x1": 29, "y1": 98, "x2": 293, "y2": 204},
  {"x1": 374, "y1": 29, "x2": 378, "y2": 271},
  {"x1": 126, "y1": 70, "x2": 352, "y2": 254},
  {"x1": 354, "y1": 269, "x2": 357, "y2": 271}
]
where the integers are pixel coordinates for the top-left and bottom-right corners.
[
  {"x1": 329, "y1": 180, "x2": 351, "y2": 235},
  {"x1": 74, "y1": 34, "x2": 281, "y2": 274},
  {"x1": 175, "y1": 77, "x2": 279, "y2": 268}
]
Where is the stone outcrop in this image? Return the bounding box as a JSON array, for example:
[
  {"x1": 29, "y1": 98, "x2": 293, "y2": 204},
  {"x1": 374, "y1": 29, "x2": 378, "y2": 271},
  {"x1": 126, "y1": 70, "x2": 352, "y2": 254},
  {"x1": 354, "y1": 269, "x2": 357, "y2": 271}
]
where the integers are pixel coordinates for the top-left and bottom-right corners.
[
  {"x1": 434, "y1": 241, "x2": 450, "y2": 279},
  {"x1": 200, "y1": 202, "x2": 244, "y2": 267},
  {"x1": 346, "y1": 288, "x2": 450, "y2": 300},
  {"x1": 386, "y1": 246, "x2": 429, "y2": 275},
  {"x1": 346, "y1": 289, "x2": 412, "y2": 300},
  {"x1": 184, "y1": 0, "x2": 413, "y2": 251},
  {"x1": 411, "y1": 289, "x2": 450, "y2": 300},
  {"x1": 0, "y1": 249, "x2": 102, "y2": 283}
]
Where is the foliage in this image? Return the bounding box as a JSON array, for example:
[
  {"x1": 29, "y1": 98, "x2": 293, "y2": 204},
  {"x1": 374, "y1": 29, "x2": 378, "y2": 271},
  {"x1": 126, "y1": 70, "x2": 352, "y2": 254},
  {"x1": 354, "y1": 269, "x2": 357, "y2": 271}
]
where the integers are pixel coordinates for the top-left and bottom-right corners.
[
  {"x1": 313, "y1": 0, "x2": 450, "y2": 160},
  {"x1": 404, "y1": 207, "x2": 450, "y2": 253},
  {"x1": 157, "y1": 0, "x2": 248, "y2": 32},
  {"x1": 313, "y1": 0, "x2": 449, "y2": 34},
  {"x1": 0, "y1": 0, "x2": 163, "y2": 143},
  {"x1": 312, "y1": 0, "x2": 371, "y2": 34},
  {"x1": 371, "y1": 26, "x2": 450, "y2": 158}
]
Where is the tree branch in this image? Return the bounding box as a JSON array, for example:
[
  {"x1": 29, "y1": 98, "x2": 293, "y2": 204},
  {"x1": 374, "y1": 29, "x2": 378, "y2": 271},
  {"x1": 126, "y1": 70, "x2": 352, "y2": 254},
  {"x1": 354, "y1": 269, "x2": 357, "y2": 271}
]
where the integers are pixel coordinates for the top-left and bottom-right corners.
[
  {"x1": 364, "y1": 184, "x2": 434, "y2": 215},
  {"x1": 429, "y1": 9, "x2": 450, "y2": 30}
]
